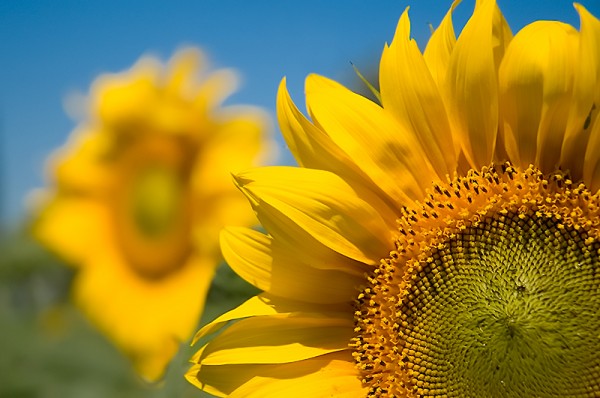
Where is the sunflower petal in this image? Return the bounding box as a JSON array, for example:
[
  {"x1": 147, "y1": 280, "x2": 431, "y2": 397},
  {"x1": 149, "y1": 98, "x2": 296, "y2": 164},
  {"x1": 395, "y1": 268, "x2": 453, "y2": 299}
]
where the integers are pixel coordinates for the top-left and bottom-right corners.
[
  {"x1": 562, "y1": 4, "x2": 600, "y2": 181},
  {"x1": 32, "y1": 196, "x2": 111, "y2": 266},
  {"x1": 93, "y1": 58, "x2": 160, "y2": 126},
  {"x1": 305, "y1": 74, "x2": 436, "y2": 206},
  {"x1": 228, "y1": 351, "x2": 365, "y2": 398},
  {"x1": 234, "y1": 166, "x2": 394, "y2": 265},
  {"x1": 277, "y1": 79, "x2": 402, "y2": 216},
  {"x1": 166, "y1": 48, "x2": 204, "y2": 96},
  {"x1": 444, "y1": 0, "x2": 511, "y2": 167},
  {"x1": 193, "y1": 108, "x2": 271, "y2": 192},
  {"x1": 187, "y1": 351, "x2": 364, "y2": 398},
  {"x1": 191, "y1": 295, "x2": 274, "y2": 345},
  {"x1": 278, "y1": 78, "x2": 339, "y2": 169},
  {"x1": 380, "y1": 8, "x2": 456, "y2": 177},
  {"x1": 583, "y1": 112, "x2": 600, "y2": 192},
  {"x1": 221, "y1": 227, "x2": 363, "y2": 303},
  {"x1": 277, "y1": 79, "x2": 371, "y2": 184},
  {"x1": 198, "y1": 315, "x2": 353, "y2": 365},
  {"x1": 193, "y1": 68, "x2": 240, "y2": 111},
  {"x1": 424, "y1": 0, "x2": 460, "y2": 87},
  {"x1": 192, "y1": 293, "x2": 347, "y2": 345},
  {"x1": 499, "y1": 21, "x2": 578, "y2": 172},
  {"x1": 74, "y1": 250, "x2": 215, "y2": 380},
  {"x1": 51, "y1": 129, "x2": 114, "y2": 193}
]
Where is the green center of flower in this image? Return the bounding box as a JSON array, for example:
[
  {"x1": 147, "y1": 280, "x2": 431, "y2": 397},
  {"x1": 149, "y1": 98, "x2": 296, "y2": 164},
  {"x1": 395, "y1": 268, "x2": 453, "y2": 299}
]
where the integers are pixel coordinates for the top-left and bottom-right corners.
[
  {"x1": 353, "y1": 164, "x2": 600, "y2": 397},
  {"x1": 115, "y1": 160, "x2": 192, "y2": 280},
  {"x1": 397, "y1": 212, "x2": 600, "y2": 397},
  {"x1": 131, "y1": 165, "x2": 182, "y2": 238}
]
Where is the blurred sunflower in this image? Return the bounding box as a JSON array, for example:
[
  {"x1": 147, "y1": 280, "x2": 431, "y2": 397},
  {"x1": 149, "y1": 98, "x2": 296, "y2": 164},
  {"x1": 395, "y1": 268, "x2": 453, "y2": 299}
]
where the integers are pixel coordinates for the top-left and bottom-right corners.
[
  {"x1": 33, "y1": 48, "x2": 272, "y2": 381},
  {"x1": 187, "y1": 1, "x2": 600, "y2": 397}
]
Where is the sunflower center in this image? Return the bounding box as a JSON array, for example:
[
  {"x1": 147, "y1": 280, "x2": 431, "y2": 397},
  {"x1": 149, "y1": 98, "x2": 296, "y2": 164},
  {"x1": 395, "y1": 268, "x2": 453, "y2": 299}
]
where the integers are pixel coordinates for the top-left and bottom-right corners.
[
  {"x1": 113, "y1": 136, "x2": 194, "y2": 280},
  {"x1": 399, "y1": 212, "x2": 600, "y2": 397},
  {"x1": 353, "y1": 164, "x2": 600, "y2": 397},
  {"x1": 131, "y1": 165, "x2": 181, "y2": 238}
]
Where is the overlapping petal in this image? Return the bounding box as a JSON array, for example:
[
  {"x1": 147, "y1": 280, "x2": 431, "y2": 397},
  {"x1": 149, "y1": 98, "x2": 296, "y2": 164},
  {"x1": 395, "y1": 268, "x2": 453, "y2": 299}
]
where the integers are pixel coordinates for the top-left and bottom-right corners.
[
  {"x1": 584, "y1": 114, "x2": 600, "y2": 192},
  {"x1": 234, "y1": 166, "x2": 395, "y2": 266},
  {"x1": 500, "y1": 21, "x2": 578, "y2": 172},
  {"x1": 191, "y1": 293, "x2": 348, "y2": 345},
  {"x1": 188, "y1": 351, "x2": 365, "y2": 398},
  {"x1": 221, "y1": 227, "x2": 363, "y2": 303},
  {"x1": 277, "y1": 79, "x2": 401, "y2": 217},
  {"x1": 564, "y1": 4, "x2": 600, "y2": 181},
  {"x1": 443, "y1": 0, "x2": 511, "y2": 167},
  {"x1": 226, "y1": 351, "x2": 365, "y2": 398},
  {"x1": 423, "y1": 0, "x2": 459, "y2": 87},
  {"x1": 305, "y1": 74, "x2": 437, "y2": 205},
  {"x1": 380, "y1": 8, "x2": 456, "y2": 177},
  {"x1": 197, "y1": 315, "x2": 352, "y2": 366}
]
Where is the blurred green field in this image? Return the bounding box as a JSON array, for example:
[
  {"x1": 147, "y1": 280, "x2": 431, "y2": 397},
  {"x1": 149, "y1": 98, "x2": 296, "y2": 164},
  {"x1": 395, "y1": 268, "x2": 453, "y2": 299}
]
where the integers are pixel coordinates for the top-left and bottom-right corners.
[{"x1": 0, "y1": 226, "x2": 258, "y2": 398}]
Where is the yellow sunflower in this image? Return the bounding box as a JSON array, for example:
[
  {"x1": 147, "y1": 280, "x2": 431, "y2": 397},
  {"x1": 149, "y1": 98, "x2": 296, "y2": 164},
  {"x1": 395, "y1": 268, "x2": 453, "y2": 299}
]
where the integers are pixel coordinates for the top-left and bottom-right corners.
[
  {"x1": 187, "y1": 1, "x2": 600, "y2": 397},
  {"x1": 33, "y1": 48, "x2": 272, "y2": 380}
]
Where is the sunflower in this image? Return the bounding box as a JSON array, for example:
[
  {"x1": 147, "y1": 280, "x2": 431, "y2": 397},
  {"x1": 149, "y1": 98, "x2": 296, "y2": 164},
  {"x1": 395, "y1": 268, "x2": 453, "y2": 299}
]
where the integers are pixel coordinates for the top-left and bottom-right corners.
[
  {"x1": 187, "y1": 1, "x2": 600, "y2": 397},
  {"x1": 33, "y1": 48, "x2": 271, "y2": 380}
]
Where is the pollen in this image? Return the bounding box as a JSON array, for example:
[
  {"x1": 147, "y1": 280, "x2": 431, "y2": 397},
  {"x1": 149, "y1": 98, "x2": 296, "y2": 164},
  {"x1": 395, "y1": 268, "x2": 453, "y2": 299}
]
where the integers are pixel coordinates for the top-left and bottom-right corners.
[{"x1": 352, "y1": 163, "x2": 600, "y2": 397}]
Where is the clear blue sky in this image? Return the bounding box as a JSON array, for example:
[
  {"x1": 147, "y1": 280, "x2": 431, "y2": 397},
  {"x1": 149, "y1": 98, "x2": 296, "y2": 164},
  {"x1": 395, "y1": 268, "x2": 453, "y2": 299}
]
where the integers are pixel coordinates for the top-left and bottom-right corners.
[{"x1": 1, "y1": 0, "x2": 598, "y2": 225}]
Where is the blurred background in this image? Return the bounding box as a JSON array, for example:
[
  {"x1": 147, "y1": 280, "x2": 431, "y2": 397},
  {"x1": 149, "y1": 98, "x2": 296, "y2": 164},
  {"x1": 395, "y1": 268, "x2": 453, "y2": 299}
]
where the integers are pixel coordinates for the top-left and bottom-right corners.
[{"x1": 1, "y1": 1, "x2": 598, "y2": 397}]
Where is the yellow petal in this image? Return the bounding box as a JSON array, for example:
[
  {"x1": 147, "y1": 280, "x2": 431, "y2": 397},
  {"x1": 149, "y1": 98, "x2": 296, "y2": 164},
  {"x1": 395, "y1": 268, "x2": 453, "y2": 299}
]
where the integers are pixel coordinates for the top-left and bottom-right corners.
[
  {"x1": 221, "y1": 227, "x2": 363, "y2": 303},
  {"x1": 74, "y1": 249, "x2": 215, "y2": 380},
  {"x1": 188, "y1": 109, "x2": 271, "y2": 256},
  {"x1": 424, "y1": 1, "x2": 460, "y2": 87},
  {"x1": 191, "y1": 68, "x2": 239, "y2": 114},
  {"x1": 499, "y1": 21, "x2": 578, "y2": 172},
  {"x1": 277, "y1": 79, "x2": 402, "y2": 216},
  {"x1": 31, "y1": 196, "x2": 111, "y2": 266},
  {"x1": 50, "y1": 128, "x2": 114, "y2": 193},
  {"x1": 583, "y1": 111, "x2": 600, "y2": 192},
  {"x1": 490, "y1": 1, "x2": 513, "y2": 68},
  {"x1": 562, "y1": 4, "x2": 600, "y2": 181},
  {"x1": 191, "y1": 193, "x2": 257, "y2": 258},
  {"x1": 234, "y1": 166, "x2": 394, "y2": 266},
  {"x1": 93, "y1": 58, "x2": 160, "y2": 126},
  {"x1": 444, "y1": 0, "x2": 511, "y2": 167},
  {"x1": 277, "y1": 79, "x2": 369, "y2": 183},
  {"x1": 186, "y1": 363, "x2": 226, "y2": 397},
  {"x1": 187, "y1": 351, "x2": 364, "y2": 398},
  {"x1": 192, "y1": 294, "x2": 282, "y2": 345},
  {"x1": 165, "y1": 47, "x2": 204, "y2": 97},
  {"x1": 228, "y1": 351, "x2": 365, "y2": 398},
  {"x1": 226, "y1": 229, "x2": 369, "y2": 281},
  {"x1": 193, "y1": 108, "x2": 272, "y2": 194},
  {"x1": 191, "y1": 293, "x2": 343, "y2": 345},
  {"x1": 198, "y1": 315, "x2": 353, "y2": 366},
  {"x1": 305, "y1": 74, "x2": 437, "y2": 206},
  {"x1": 380, "y1": 8, "x2": 456, "y2": 177}
]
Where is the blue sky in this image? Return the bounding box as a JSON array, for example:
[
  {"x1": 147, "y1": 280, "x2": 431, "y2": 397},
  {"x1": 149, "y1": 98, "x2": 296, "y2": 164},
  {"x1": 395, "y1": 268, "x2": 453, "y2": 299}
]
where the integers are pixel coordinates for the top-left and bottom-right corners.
[{"x1": 1, "y1": 0, "x2": 599, "y2": 225}]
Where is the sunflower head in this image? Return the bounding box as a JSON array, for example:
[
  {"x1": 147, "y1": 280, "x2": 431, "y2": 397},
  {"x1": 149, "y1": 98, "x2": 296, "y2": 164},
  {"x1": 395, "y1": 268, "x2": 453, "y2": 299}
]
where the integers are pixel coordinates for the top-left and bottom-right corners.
[
  {"x1": 353, "y1": 163, "x2": 600, "y2": 396},
  {"x1": 33, "y1": 48, "x2": 273, "y2": 380},
  {"x1": 187, "y1": 1, "x2": 600, "y2": 396}
]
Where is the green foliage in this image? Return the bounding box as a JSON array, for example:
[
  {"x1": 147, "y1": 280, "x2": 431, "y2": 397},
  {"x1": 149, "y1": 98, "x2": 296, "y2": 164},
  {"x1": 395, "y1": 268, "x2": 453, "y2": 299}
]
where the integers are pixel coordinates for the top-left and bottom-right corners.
[{"x1": 0, "y1": 228, "x2": 258, "y2": 398}]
